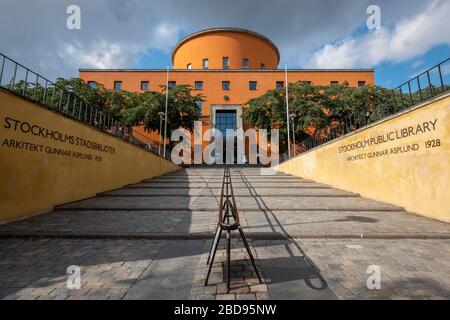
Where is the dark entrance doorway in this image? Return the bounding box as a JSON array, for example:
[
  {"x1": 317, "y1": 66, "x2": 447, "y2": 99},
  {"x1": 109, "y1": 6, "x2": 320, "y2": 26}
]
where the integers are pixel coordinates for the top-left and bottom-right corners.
[{"x1": 215, "y1": 110, "x2": 237, "y2": 163}]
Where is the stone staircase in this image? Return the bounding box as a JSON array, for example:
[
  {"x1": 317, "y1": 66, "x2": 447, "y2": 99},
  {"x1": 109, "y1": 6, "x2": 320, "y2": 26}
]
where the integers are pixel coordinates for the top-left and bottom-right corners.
[{"x1": 0, "y1": 166, "x2": 449, "y2": 300}]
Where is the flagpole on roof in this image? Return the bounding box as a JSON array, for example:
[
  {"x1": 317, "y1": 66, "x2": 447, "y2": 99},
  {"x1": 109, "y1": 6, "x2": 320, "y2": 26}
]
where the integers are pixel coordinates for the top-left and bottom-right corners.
[
  {"x1": 285, "y1": 63, "x2": 291, "y2": 159},
  {"x1": 163, "y1": 65, "x2": 169, "y2": 158}
]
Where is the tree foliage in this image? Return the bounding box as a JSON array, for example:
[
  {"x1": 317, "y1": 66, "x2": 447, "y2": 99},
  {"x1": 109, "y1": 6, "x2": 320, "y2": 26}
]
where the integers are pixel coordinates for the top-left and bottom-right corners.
[
  {"x1": 243, "y1": 81, "x2": 390, "y2": 152},
  {"x1": 120, "y1": 85, "x2": 204, "y2": 144}
]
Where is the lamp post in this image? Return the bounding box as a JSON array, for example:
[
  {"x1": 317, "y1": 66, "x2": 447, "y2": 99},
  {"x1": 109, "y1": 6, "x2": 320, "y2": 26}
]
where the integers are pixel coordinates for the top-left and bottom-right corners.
[
  {"x1": 290, "y1": 114, "x2": 296, "y2": 157},
  {"x1": 158, "y1": 111, "x2": 165, "y2": 156},
  {"x1": 285, "y1": 63, "x2": 291, "y2": 159},
  {"x1": 163, "y1": 66, "x2": 169, "y2": 159}
]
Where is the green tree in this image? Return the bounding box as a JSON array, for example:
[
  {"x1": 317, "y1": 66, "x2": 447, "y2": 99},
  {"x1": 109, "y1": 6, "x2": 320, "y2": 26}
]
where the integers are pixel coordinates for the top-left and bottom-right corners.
[
  {"x1": 243, "y1": 81, "x2": 389, "y2": 153},
  {"x1": 121, "y1": 85, "x2": 204, "y2": 147}
]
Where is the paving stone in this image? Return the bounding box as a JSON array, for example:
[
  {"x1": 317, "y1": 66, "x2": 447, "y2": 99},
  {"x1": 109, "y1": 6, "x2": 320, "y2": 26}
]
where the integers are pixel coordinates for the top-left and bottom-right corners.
[
  {"x1": 190, "y1": 294, "x2": 215, "y2": 300},
  {"x1": 250, "y1": 284, "x2": 268, "y2": 292},
  {"x1": 236, "y1": 294, "x2": 256, "y2": 300},
  {"x1": 216, "y1": 294, "x2": 236, "y2": 300},
  {"x1": 255, "y1": 292, "x2": 271, "y2": 300}
]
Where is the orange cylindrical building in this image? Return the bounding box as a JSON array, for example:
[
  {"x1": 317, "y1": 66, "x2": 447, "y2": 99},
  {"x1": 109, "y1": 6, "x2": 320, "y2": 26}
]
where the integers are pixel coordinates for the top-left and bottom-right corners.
[{"x1": 172, "y1": 28, "x2": 280, "y2": 70}]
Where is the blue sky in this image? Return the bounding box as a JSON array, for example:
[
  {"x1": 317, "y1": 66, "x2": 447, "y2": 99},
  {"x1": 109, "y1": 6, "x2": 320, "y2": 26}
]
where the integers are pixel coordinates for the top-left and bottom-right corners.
[
  {"x1": 375, "y1": 45, "x2": 450, "y2": 87},
  {"x1": 0, "y1": 0, "x2": 449, "y2": 89}
]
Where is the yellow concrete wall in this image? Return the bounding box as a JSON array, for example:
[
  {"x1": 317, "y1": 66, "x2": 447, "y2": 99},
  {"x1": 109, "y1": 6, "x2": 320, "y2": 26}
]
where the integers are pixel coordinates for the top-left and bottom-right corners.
[
  {"x1": 277, "y1": 93, "x2": 450, "y2": 222},
  {"x1": 0, "y1": 89, "x2": 180, "y2": 222}
]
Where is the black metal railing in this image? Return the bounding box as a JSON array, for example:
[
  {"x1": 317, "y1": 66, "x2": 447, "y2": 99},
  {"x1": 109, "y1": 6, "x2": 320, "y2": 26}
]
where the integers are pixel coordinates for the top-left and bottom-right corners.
[
  {"x1": 0, "y1": 52, "x2": 162, "y2": 156},
  {"x1": 298, "y1": 58, "x2": 450, "y2": 153}
]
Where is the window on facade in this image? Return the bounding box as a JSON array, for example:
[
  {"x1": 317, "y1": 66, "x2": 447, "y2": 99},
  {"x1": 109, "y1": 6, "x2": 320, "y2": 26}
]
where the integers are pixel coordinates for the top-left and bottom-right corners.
[
  {"x1": 222, "y1": 81, "x2": 230, "y2": 90},
  {"x1": 223, "y1": 57, "x2": 229, "y2": 70},
  {"x1": 260, "y1": 63, "x2": 265, "y2": 70},
  {"x1": 141, "y1": 81, "x2": 149, "y2": 90},
  {"x1": 249, "y1": 81, "x2": 257, "y2": 90},
  {"x1": 114, "y1": 81, "x2": 122, "y2": 90},
  {"x1": 276, "y1": 81, "x2": 284, "y2": 89},
  {"x1": 168, "y1": 81, "x2": 176, "y2": 89},
  {"x1": 187, "y1": 63, "x2": 192, "y2": 70},
  {"x1": 216, "y1": 110, "x2": 237, "y2": 137},
  {"x1": 195, "y1": 81, "x2": 204, "y2": 90},
  {"x1": 195, "y1": 101, "x2": 203, "y2": 115},
  {"x1": 358, "y1": 81, "x2": 366, "y2": 88},
  {"x1": 202, "y1": 59, "x2": 209, "y2": 69},
  {"x1": 330, "y1": 81, "x2": 339, "y2": 86},
  {"x1": 87, "y1": 81, "x2": 96, "y2": 89},
  {"x1": 243, "y1": 58, "x2": 249, "y2": 70}
]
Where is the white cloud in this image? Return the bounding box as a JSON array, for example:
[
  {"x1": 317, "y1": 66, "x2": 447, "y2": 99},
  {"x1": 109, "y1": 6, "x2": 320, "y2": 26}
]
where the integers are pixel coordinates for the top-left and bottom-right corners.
[
  {"x1": 305, "y1": 0, "x2": 450, "y2": 68},
  {"x1": 412, "y1": 60, "x2": 424, "y2": 69},
  {"x1": 60, "y1": 41, "x2": 133, "y2": 69},
  {"x1": 150, "y1": 23, "x2": 180, "y2": 52},
  {"x1": 58, "y1": 21, "x2": 179, "y2": 71}
]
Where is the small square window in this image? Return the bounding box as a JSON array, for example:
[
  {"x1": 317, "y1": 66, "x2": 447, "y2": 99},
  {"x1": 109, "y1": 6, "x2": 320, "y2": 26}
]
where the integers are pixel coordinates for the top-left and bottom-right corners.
[
  {"x1": 276, "y1": 81, "x2": 284, "y2": 89},
  {"x1": 141, "y1": 81, "x2": 149, "y2": 90},
  {"x1": 222, "y1": 81, "x2": 230, "y2": 90},
  {"x1": 249, "y1": 81, "x2": 257, "y2": 90},
  {"x1": 260, "y1": 63, "x2": 265, "y2": 70},
  {"x1": 187, "y1": 63, "x2": 192, "y2": 70},
  {"x1": 223, "y1": 57, "x2": 229, "y2": 70},
  {"x1": 168, "y1": 81, "x2": 176, "y2": 89},
  {"x1": 358, "y1": 81, "x2": 366, "y2": 88},
  {"x1": 87, "y1": 81, "x2": 96, "y2": 89},
  {"x1": 330, "y1": 81, "x2": 339, "y2": 86},
  {"x1": 243, "y1": 58, "x2": 249, "y2": 70},
  {"x1": 195, "y1": 81, "x2": 204, "y2": 90},
  {"x1": 114, "y1": 81, "x2": 122, "y2": 90},
  {"x1": 202, "y1": 59, "x2": 209, "y2": 69}
]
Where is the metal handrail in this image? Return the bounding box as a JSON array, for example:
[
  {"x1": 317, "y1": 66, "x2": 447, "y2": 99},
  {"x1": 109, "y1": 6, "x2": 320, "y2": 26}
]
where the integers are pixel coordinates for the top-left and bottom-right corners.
[
  {"x1": 298, "y1": 57, "x2": 450, "y2": 153},
  {"x1": 0, "y1": 52, "x2": 162, "y2": 156},
  {"x1": 218, "y1": 168, "x2": 240, "y2": 229},
  {"x1": 205, "y1": 167, "x2": 262, "y2": 293}
]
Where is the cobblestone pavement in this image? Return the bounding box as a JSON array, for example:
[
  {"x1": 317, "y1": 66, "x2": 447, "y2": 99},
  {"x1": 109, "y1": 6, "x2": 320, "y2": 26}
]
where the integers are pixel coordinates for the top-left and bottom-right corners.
[
  {"x1": 297, "y1": 239, "x2": 450, "y2": 299},
  {"x1": 0, "y1": 239, "x2": 165, "y2": 300},
  {"x1": 0, "y1": 166, "x2": 449, "y2": 300},
  {"x1": 189, "y1": 239, "x2": 271, "y2": 300}
]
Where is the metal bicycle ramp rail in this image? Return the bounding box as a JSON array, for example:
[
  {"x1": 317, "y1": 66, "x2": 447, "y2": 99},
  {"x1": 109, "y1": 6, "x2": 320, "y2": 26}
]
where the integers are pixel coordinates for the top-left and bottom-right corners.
[{"x1": 205, "y1": 167, "x2": 262, "y2": 293}]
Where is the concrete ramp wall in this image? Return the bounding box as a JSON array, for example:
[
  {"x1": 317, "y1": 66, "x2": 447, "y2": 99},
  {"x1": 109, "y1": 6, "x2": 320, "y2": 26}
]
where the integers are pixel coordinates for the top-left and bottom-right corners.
[
  {"x1": 277, "y1": 93, "x2": 450, "y2": 222},
  {"x1": 0, "y1": 89, "x2": 180, "y2": 222}
]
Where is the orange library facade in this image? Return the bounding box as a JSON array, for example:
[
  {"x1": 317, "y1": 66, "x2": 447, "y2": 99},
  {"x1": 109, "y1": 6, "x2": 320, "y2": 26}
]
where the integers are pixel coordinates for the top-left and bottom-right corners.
[{"x1": 79, "y1": 27, "x2": 374, "y2": 151}]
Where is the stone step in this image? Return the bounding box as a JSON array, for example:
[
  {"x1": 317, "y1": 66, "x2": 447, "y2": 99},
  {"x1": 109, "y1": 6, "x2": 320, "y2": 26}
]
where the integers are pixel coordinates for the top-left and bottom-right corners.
[
  {"x1": 3, "y1": 209, "x2": 448, "y2": 238},
  {"x1": 144, "y1": 177, "x2": 311, "y2": 183},
  {"x1": 1, "y1": 231, "x2": 449, "y2": 240},
  {"x1": 163, "y1": 174, "x2": 291, "y2": 178},
  {"x1": 57, "y1": 195, "x2": 402, "y2": 212},
  {"x1": 240, "y1": 210, "x2": 450, "y2": 236},
  {"x1": 0, "y1": 210, "x2": 215, "y2": 235},
  {"x1": 1, "y1": 199, "x2": 448, "y2": 241},
  {"x1": 102, "y1": 187, "x2": 358, "y2": 197},
  {"x1": 127, "y1": 182, "x2": 327, "y2": 189}
]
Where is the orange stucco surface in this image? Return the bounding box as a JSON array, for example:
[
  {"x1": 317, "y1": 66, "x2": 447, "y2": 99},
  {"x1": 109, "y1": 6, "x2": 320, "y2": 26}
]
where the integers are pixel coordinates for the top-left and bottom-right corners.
[{"x1": 173, "y1": 30, "x2": 279, "y2": 70}]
